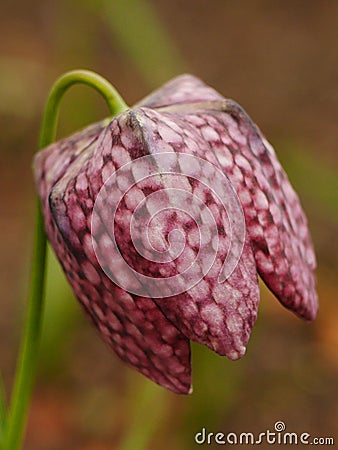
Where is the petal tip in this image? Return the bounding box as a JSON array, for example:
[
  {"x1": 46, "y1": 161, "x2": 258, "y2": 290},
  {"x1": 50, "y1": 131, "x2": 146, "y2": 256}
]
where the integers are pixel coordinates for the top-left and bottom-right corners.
[{"x1": 227, "y1": 346, "x2": 247, "y2": 361}]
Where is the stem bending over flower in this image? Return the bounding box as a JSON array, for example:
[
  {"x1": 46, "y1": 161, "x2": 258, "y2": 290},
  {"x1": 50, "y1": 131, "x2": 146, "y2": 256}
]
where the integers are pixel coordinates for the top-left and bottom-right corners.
[
  {"x1": 2, "y1": 70, "x2": 128, "y2": 450},
  {"x1": 39, "y1": 70, "x2": 128, "y2": 148}
]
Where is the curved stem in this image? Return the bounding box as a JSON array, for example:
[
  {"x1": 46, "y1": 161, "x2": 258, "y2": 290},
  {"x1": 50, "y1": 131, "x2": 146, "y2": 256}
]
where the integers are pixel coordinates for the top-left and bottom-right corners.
[
  {"x1": 39, "y1": 69, "x2": 128, "y2": 148},
  {"x1": 2, "y1": 70, "x2": 128, "y2": 450}
]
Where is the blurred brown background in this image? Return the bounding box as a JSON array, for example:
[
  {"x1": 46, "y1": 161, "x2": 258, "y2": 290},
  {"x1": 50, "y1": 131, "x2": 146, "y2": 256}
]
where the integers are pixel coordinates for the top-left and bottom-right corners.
[{"x1": 0, "y1": 1, "x2": 337, "y2": 449}]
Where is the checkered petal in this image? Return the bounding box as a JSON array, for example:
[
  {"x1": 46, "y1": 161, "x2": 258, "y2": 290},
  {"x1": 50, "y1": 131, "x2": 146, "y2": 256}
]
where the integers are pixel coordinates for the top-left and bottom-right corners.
[{"x1": 33, "y1": 74, "x2": 318, "y2": 395}]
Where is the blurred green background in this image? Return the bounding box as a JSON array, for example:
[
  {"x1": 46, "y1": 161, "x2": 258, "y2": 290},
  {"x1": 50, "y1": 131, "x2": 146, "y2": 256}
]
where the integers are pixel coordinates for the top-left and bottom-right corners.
[{"x1": 0, "y1": 1, "x2": 337, "y2": 449}]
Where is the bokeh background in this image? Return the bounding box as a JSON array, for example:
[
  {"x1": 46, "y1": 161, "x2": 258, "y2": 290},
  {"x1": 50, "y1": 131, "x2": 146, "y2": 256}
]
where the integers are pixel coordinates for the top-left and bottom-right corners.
[{"x1": 1, "y1": 1, "x2": 337, "y2": 449}]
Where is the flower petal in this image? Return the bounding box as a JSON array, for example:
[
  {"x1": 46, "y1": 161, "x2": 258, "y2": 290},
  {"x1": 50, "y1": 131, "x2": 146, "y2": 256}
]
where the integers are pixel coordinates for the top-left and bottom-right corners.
[
  {"x1": 34, "y1": 123, "x2": 192, "y2": 394},
  {"x1": 154, "y1": 100, "x2": 317, "y2": 320},
  {"x1": 94, "y1": 108, "x2": 260, "y2": 360},
  {"x1": 155, "y1": 234, "x2": 259, "y2": 361},
  {"x1": 137, "y1": 74, "x2": 223, "y2": 108},
  {"x1": 33, "y1": 73, "x2": 318, "y2": 395}
]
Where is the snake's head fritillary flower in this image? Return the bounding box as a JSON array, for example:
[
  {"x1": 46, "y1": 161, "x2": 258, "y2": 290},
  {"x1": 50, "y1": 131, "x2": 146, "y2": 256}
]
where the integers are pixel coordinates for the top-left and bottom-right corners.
[{"x1": 34, "y1": 75, "x2": 318, "y2": 394}]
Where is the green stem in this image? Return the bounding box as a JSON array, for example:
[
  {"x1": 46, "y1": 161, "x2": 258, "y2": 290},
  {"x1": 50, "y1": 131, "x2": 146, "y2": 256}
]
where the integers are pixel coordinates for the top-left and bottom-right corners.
[
  {"x1": 2, "y1": 202, "x2": 47, "y2": 450},
  {"x1": 0, "y1": 376, "x2": 6, "y2": 445},
  {"x1": 2, "y1": 70, "x2": 128, "y2": 450},
  {"x1": 39, "y1": 69, "x2": 128, "y2": 148}
]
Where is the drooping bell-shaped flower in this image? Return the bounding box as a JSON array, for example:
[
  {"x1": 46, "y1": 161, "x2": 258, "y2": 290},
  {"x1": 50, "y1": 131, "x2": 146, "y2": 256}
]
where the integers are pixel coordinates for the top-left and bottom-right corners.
[{"x1": 34, "y1": 75, "x2": 318, "y2": 394}]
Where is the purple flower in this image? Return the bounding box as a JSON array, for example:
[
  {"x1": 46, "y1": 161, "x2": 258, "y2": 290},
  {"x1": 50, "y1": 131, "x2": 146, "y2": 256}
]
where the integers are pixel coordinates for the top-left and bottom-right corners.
[{"x1": 34, "y1": 75, "x2": 318, "y2": 394}]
